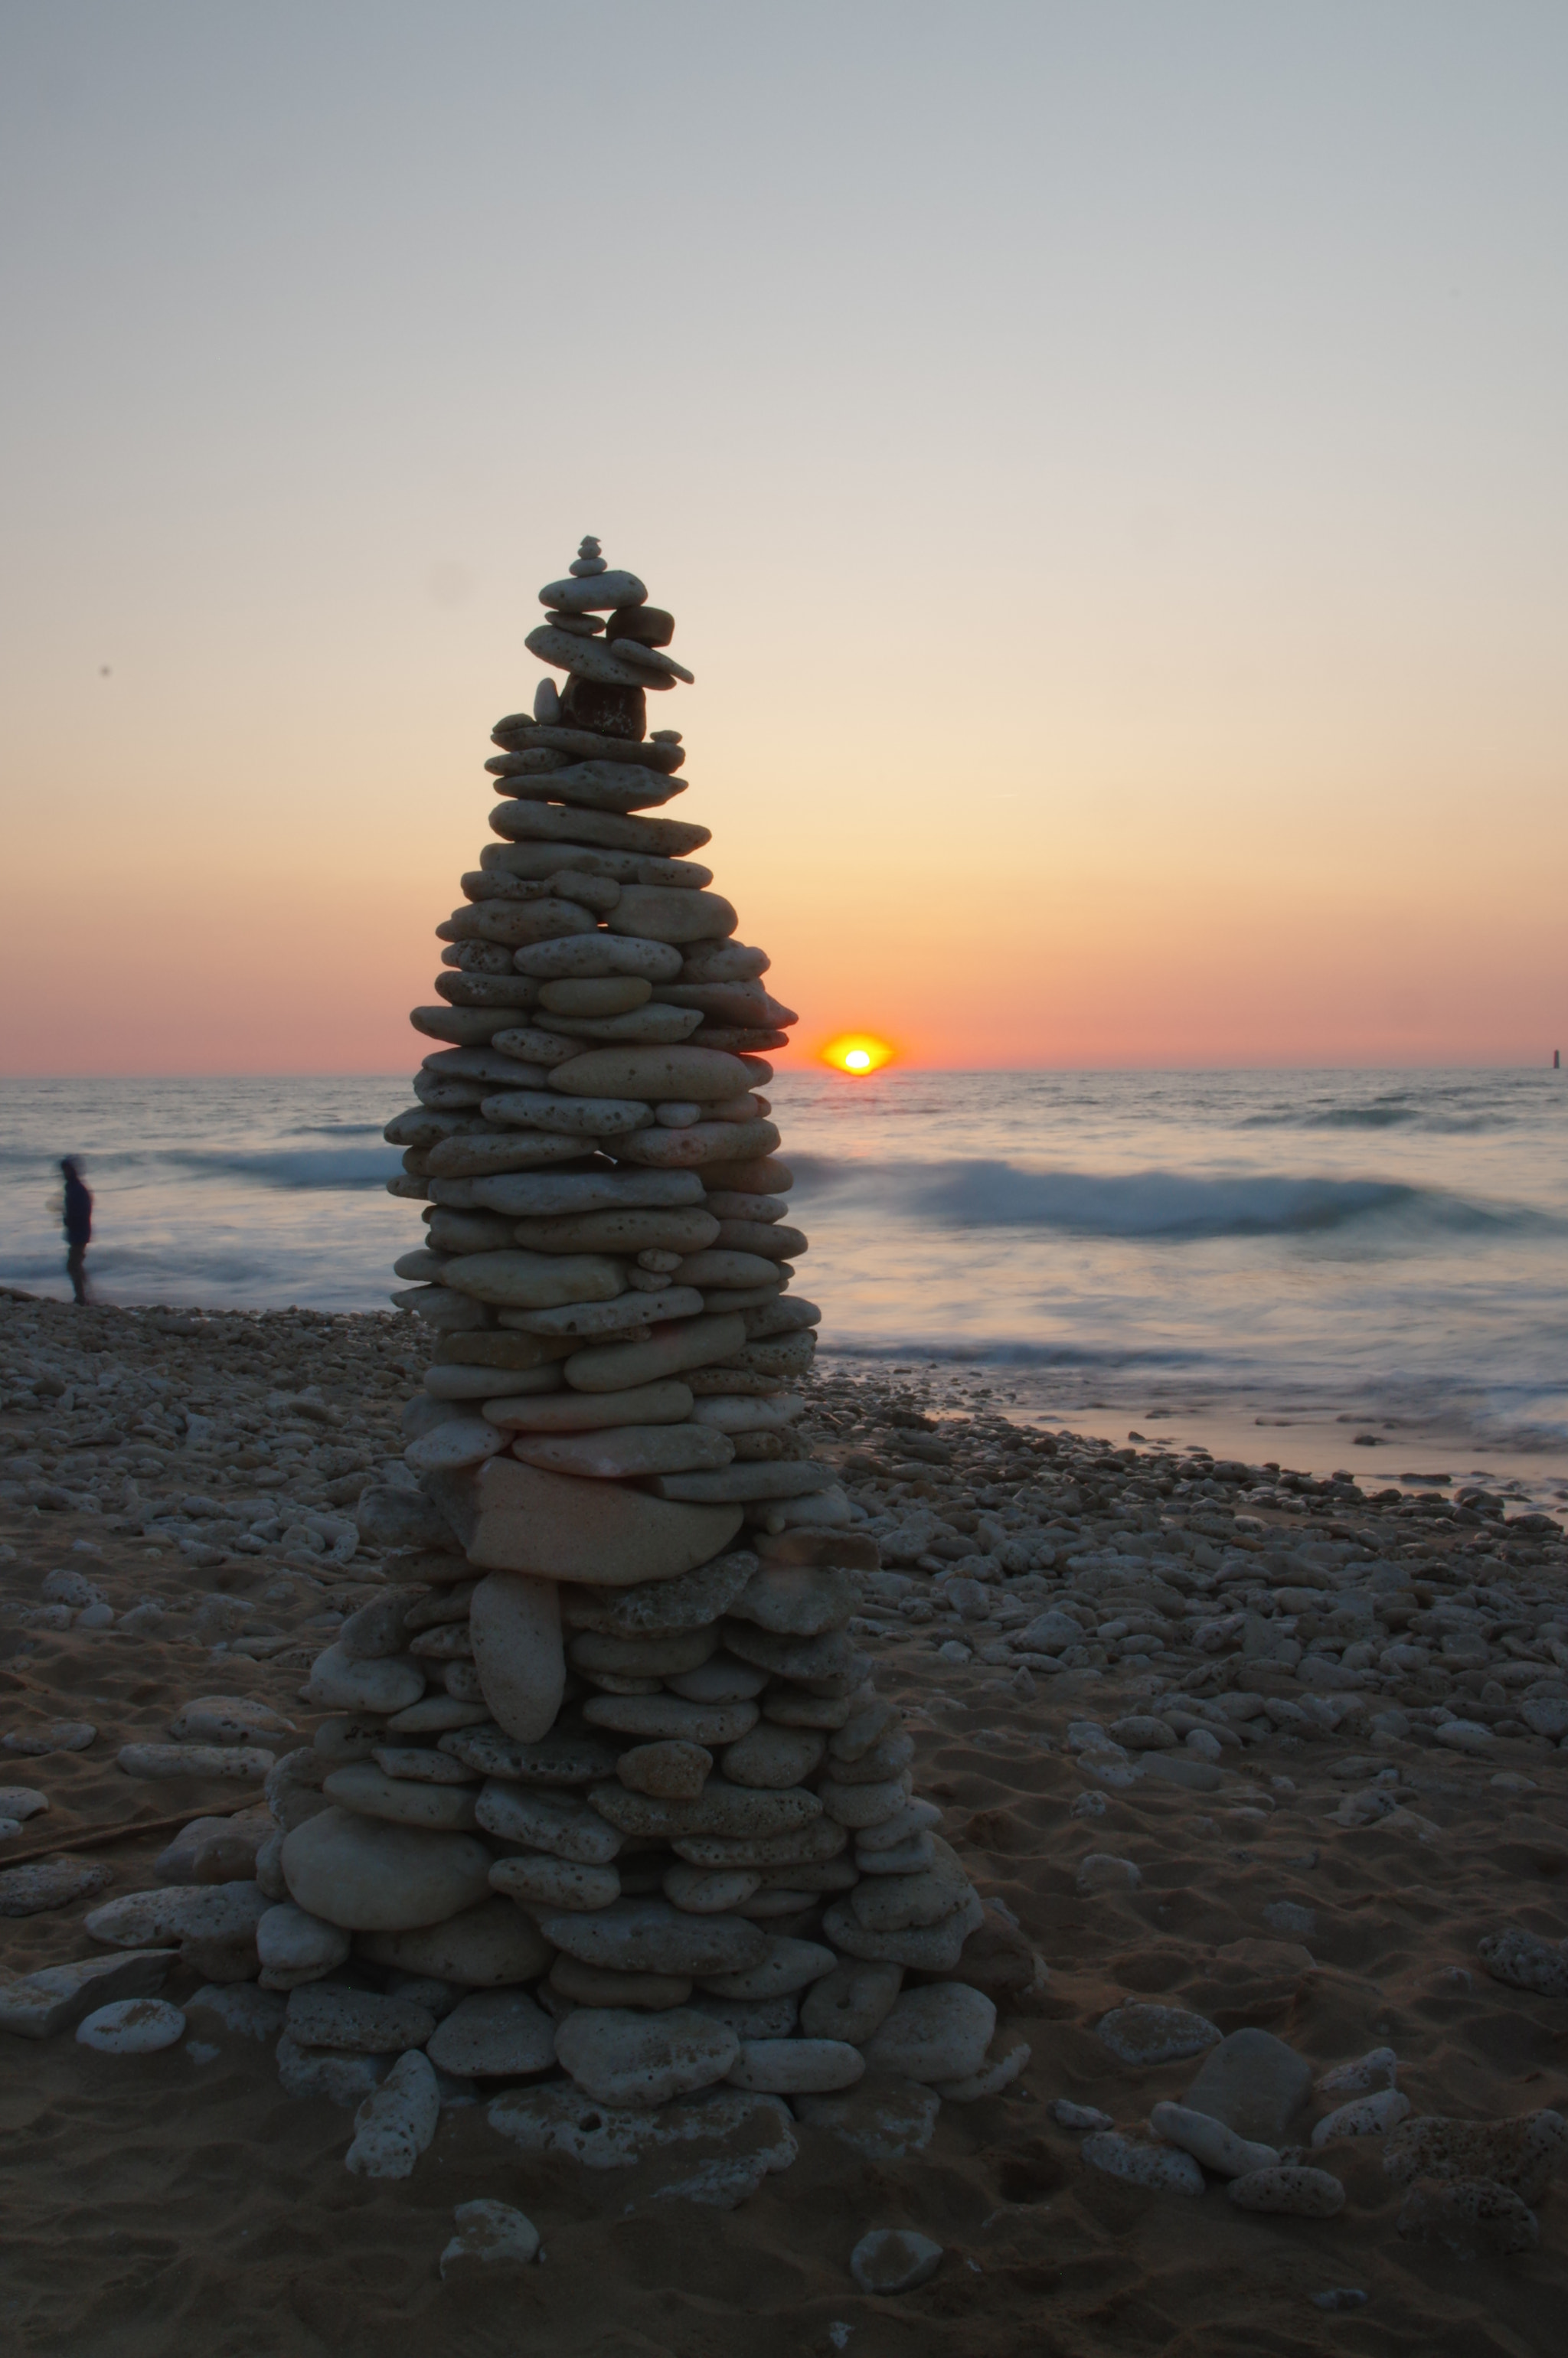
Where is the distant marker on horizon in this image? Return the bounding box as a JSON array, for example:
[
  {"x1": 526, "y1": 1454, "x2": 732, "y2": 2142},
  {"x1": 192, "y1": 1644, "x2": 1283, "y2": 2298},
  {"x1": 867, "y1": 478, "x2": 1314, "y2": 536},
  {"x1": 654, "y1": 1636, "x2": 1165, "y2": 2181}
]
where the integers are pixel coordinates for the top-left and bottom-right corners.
[{"x1": 1556, "y1": 1048, "x2": 1561, "y2": 1069}]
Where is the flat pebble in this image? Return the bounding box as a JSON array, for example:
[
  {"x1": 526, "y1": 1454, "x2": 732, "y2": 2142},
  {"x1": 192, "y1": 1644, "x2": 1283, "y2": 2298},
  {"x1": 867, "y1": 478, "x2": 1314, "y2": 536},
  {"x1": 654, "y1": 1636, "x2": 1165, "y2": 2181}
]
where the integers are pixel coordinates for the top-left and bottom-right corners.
[
  {"x1": 538, "y1": 1896, "x2": 765, "y2": 1978},
  {"x1": 795, "y1": 2075, "x2": 942, "y2": 2161},
  {"x1": 171, "y1": 1697, "x2": 296, "y2": 1746},
  {"x1": 617, "y1": 1738, "x2": 714, "y2": 1799},
  {"x1": 932, "y1": 2038, "x2": 1031, "y2": 2102},
  {"x1": 1228, "y1": 2165, "x2": 1346, "y2": 2216},
  {"x1": 281, "y1": 1808, "x2": 494, "y2": 1932},
  {"x1": 256, "y1": 1902, "x2": 351, "y2": 1984},
  {"x1": 849, "y1": 2227, "x2": 943, "y2": 2295},
  {"x1": 1433, "y1": 1719, "x2": 1494, "y2": 1754},
  {"x1": 1052, "y1": 2099, "x2": 1113, "y2": 2131},
  {"x1": 1262, "y1": 1900, "x2": 1317, "y2": 1937},
  {"x1": 1383, "y1": 2108, "x2": 1566, "y2": 2204},
  {"x1": 555, "y1": 2005, "x2": 739, "y2": 2108},
  {"x1": 345, "y1": 2049, "x2": 440, "y2": 2178},
  {"x1": 1097, "y1": 2004, "x2": 1221, "y2": 2068},
  {"x1": 439, "y1": 2199, "x2": 541, "y2": 2281},
  {"x1": 728, "y1": 2036, "x2": 864, "y2": 2095},
  {"x1": 488, "y1": 1853, "x2": 620, "y2": 1910},
  {"x1": 276, "y1": 2036, "x2": 389, "y2": 2107},
  {"x1": 701, "y1": 1935, "x2": 837, "y2": 2000},
  {"x1": 77, "y1": 1998, "x2": 186, "y2": 2054},
  {"x1": 1149, "y1": 2100, "x2": 1279, "y2": 2177},
  {"x1": 3, "y1": 1722, "x2": 96, "y2": 1755},
  {"x1": 488, "y1": 2081, "x2": 791, "y2": 2197},
  {"x1": 1315, "y1": 2045, "x2": 1396, "y2": 2098},
  {"x1": 1311, "y1": 2089, "x2": 1410, "y2": 2145},
  {"x1": 1077, "y1": 1853, "x2": 1141, "y2": 1893},
  {"x1": 1396, "y1": 2175, "x2": 1539, "y2": 2256},
  {"x1": 1478, "y1": 1926, "x2": 1568, "y2": 1997},
  {"x1": 119, "y1": 1742, "x2": 275, "y2": 1782},
  {"x1": 800, "y1": 1959, "x2": 903, "y2": 2045},
  {"x1": 863, "y1": 1983, "x2": 995, "y2": 2084},
  {"x1": 1183, "y1": 2027, "x2": 1313, "y2": 2142},
  {"x1": 356, "y1": 1896, "x2": 550, "y2": 1987},
  {"x1": 427, "y1": 1989, "x2": 557, "y2": 2078},
  {"x1": 1082, "y1": 2131, "x2": 1205, "y2": 2196},
  {"x1": 287, "y1": 1981, "x2": 437, "y2": 2055},
  {"x1": 1, "y1": 1857, "x2": 113, "y2": 1918}
]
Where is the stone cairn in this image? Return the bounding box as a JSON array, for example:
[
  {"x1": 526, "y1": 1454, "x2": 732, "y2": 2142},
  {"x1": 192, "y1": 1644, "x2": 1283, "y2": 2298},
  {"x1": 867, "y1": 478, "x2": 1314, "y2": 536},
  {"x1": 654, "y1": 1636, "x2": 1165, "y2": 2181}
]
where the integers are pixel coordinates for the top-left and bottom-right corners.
[{"x1": 270, "y1": 541, "x2": 1026, "y2": 2187}]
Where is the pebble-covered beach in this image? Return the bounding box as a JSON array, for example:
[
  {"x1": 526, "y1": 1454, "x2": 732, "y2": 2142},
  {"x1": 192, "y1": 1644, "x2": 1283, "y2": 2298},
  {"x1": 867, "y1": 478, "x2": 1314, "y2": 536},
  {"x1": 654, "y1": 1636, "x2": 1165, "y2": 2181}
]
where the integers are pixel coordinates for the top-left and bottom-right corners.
[{"x1": 2, "y1": 1286, "x2": 1566, "y2": 2356}]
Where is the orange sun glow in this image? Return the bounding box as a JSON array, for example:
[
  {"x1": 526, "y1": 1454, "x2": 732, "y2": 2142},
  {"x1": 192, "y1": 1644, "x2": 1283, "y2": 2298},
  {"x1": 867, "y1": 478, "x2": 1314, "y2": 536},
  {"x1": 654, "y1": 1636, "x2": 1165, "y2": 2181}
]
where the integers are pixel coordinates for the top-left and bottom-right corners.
[{"x1": 821, "y1": 1033, "x2": 895, "y2": 1076}]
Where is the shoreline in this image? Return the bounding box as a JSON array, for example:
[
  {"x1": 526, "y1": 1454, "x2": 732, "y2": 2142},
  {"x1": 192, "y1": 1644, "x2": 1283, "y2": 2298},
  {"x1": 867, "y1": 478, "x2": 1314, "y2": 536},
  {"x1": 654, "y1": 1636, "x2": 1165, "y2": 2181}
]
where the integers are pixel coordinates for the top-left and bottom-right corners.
[
  {"x1": 9, "y1": 1283, "x2": 1566, "y2": 1494},
  {"x1": 826, "y1": 1356, "x2": 1568, "y2": 1494}
]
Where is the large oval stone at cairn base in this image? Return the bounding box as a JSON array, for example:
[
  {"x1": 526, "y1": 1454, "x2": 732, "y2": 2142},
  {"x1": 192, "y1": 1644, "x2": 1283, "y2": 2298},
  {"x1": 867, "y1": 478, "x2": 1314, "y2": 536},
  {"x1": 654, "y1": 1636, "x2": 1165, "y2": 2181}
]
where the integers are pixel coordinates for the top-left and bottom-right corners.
[
  {"x1": 822, "y1": 1887, "x2": 983, "y2": 1971},
  {"x1": 862, "y1": 1984, "x2": 996, "y2": 2084},
  {"x1": 354, "y1": 1896, "x2": 551, "y2": 1986},
  {"x1": 728, "y1": 2038, "x2": 864, "y2": 2095},
  {"x1": 554, "y1": 2005, "x2": 739, "y2": 2109},
  {"x1": 304, "y1": 1644, "x2": 426, "y2": 1715},
  {"x1": 537, "y1": 1896, "x2": 767, "y2": 1978},
  {"x1": 426, "y1": 1988, "x2": 558, "y2": 2078},
  {"x1": 470, "y1": 1573, "x2": 564, "y2": 1741},
  {"x1": 511, "y1": 1424, "x2": 734, "y2": 1479},
  {"x1": 321, "y1": 1764, "x2": 481, "y2": 1831},
  {"x1": 462, "y1": 1458, "x2": 743, "y2": 1585},
  {"x1": 281, "y1": 1808, "x2": 494, "y2": 1932},
  {"x1": 648, "y1": 1462, "x2": 834, "y2": 1504}
]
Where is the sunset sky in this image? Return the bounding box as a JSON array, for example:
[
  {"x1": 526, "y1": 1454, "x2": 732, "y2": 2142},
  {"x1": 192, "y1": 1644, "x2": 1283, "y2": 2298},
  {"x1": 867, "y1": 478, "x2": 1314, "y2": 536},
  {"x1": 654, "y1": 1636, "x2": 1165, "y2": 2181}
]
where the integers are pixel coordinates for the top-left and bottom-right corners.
[{"x1": 2, "y1": 3, "x2": 1566, "y2": 1074}]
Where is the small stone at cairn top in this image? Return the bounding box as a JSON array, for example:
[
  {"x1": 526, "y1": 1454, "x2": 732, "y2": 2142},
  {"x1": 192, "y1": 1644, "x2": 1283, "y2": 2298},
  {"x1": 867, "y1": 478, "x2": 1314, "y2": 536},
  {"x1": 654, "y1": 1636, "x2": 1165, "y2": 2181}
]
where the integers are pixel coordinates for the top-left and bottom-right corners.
[{"x1": 279, "y1": 543, "x2": 1013, "y2": 2178}]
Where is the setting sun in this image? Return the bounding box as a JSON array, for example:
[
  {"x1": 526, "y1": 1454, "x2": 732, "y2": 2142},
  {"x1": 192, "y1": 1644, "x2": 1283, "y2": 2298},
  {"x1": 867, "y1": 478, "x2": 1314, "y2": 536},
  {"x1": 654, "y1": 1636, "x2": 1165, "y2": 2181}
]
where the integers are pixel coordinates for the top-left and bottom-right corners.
[{"x1": 821, "y1": 1033, "x2": 895, "y2": 1076}]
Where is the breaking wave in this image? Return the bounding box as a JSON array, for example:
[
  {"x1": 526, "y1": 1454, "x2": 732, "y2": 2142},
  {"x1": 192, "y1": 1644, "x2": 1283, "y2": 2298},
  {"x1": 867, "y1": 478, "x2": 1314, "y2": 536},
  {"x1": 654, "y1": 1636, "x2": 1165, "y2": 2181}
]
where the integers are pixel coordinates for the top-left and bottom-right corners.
[
  {"x1": 795, "y1": 1158, "x2": 1549, "y2": 1240},
  {"x1": 165, "y1": 1145, "x2": 403, "y2": 1190}
]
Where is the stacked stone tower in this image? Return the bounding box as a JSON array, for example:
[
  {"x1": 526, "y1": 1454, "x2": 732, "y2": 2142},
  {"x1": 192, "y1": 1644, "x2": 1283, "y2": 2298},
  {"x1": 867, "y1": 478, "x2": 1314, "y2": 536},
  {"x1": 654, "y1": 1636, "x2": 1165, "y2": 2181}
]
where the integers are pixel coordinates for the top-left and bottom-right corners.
[{"x1": 279, "y1": 543, "x2": 1021, "y2": 2174}]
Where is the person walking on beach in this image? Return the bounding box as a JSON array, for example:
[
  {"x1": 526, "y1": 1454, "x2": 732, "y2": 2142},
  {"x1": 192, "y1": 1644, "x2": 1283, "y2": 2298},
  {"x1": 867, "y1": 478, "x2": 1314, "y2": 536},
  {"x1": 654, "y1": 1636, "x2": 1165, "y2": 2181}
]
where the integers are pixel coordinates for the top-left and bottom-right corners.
[{"x1": 60, "y1": 1159, "x2": 93, "y2": 1303}]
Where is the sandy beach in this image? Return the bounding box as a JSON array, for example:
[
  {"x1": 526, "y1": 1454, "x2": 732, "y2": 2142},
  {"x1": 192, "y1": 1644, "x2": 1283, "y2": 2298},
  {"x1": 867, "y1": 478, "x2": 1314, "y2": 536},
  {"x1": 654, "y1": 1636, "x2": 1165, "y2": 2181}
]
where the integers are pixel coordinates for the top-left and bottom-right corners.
[{"x1": 1, "y1": 1288, "x2": 1565, "y2": 2355}]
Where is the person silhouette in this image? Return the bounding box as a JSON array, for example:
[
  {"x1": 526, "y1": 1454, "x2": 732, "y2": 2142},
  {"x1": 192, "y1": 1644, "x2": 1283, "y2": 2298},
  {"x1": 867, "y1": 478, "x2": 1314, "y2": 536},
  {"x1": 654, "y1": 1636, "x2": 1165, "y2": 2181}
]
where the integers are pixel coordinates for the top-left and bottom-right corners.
[{"x1": 60, "y1": 1158, "x2": 93, "y2": 1304}]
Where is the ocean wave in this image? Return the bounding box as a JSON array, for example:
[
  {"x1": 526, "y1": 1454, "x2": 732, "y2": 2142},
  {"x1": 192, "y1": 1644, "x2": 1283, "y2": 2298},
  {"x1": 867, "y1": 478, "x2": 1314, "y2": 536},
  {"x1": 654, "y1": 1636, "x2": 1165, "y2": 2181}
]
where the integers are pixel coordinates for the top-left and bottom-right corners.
[
  {"x1": 285, "y1": 1122, "x2": 389, "y2": 1139},
  {"x1": 1240, "y1": 1102, "x2": 1508, "y2": 1135},
  {"x1": 796, "y1": 1158, "x2": 1550, "y2": 1240},
  {"x1": 162, "y1": 1146, "x2": 402, "y2": 1190}
]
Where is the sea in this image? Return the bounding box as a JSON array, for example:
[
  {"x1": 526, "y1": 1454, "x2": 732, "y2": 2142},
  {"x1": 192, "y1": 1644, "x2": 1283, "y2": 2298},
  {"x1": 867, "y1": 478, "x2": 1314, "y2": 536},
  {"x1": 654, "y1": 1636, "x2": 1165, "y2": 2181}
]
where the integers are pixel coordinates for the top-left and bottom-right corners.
[{"x1": 3, "y1": 1069, "x2": 1566, "y2": 1493}]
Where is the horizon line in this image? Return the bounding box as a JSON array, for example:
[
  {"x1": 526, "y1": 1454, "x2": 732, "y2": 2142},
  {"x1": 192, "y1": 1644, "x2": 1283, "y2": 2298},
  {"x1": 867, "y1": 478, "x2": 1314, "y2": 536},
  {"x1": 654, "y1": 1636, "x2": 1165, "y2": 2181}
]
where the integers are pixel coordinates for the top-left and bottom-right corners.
[{"x1": 1, "y1": 1059, "x2": 1563, "y2": 1083}]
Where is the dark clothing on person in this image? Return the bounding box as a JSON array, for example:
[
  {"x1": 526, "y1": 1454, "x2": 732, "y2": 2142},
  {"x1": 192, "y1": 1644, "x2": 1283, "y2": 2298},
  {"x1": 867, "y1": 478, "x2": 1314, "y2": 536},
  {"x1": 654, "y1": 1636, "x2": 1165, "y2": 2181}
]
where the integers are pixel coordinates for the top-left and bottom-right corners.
[
  {"x1": 61, "y1": 1161, "x2": 92, "y2": 1304},
  {"x1": 64, "y1": 1171, "x2": 92, "y2": 1245}
]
